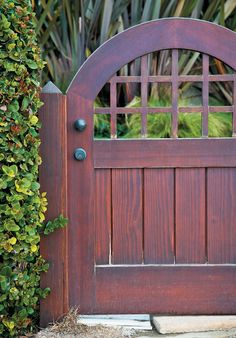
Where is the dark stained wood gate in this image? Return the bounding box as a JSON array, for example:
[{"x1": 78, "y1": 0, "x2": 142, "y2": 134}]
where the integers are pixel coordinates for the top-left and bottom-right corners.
[{"x1": 40, "y1": 19, "x2": 236, "y2": 324}]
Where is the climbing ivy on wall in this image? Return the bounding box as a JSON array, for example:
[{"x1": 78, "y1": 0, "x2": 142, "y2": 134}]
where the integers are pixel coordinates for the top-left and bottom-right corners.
[{"x1": 0, "y1": 1, "x2": 67, "y2": 336}]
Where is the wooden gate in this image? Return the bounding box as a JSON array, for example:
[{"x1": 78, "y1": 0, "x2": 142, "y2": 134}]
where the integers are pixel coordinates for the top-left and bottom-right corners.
[{"x1": 40, "y1": 19, "x2": 236, "y2": 325}]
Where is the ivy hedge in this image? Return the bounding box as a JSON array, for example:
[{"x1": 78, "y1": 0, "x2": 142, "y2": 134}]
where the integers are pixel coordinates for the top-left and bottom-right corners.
[{"x1": 0, "y1": 1, "x2": 66, "y2": 336}]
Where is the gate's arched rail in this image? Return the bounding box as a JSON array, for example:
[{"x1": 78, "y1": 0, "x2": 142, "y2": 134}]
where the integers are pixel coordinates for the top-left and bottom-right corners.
[{"x1": 68, "y1": 18, "x2": 236, "y2": 99}]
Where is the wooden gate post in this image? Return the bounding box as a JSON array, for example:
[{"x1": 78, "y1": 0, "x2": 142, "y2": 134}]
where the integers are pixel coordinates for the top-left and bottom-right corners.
[{"x1": 39, "y1": 82, "x2": 68, "y2": 326}]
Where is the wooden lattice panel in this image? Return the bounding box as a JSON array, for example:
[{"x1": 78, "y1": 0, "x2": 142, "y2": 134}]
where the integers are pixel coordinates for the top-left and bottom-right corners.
[{"x1": 95, "y1": 49, "x2": 235, "y2": 139}]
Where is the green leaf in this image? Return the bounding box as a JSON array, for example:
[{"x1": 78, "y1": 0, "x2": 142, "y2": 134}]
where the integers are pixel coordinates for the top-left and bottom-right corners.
[
  {"x1": 18, "y1": 309, "x2": 27, "y2": 320},
  {"x1": 0, "y1": 293, "x2": 7, "y2": 302},
  {"x1": 15, "y1": 178, "x2": 33, "y2": 195},
  {"x1": 31, "y1": 181, "x2": 40, "y2": 191},
  {"x1": 27, "y1": 60, "x2": 38, "y2": 69},
  {"x1": 100, "y1": 0, "x2": 114, "y2": 44},
  {"x1": 2, "y1": 320, "x2": 14, "y2": 330},
  {"x1": 1, "y1": 266, "x2": 12, "y2": 277},
  {"x1": 40, "y1": 287, "x2": 50, "y2": 299},
  {"x1": 22, "y1": 97, "x2": 30, "y2": 110},
  {"x1": 4, "y1": 220, "x2": 20, "y2": 232},
  {"x1": 27, "y1": 307, "x2": 34, "y2": 315},
  {"x1": 1, "y1": 14, "x2": 10, "y2": 29},
  {"x1": 44, "y1": 214, "x2": 68, "y2": 235},
  {"x1": 0, "y1": 279, "x2": 8, "y2": 292},
  {"x1": 7, "y1": 100, "x2": 19, "y2": 112},
  {"x1": 29, "y1": 115, "x2": 39, "y2": 125},
  {"x1": 0, "y1": 179, "x2": 7, "y2": 189},
  {"x1": 2, "y1": 165, "x2": 18, "y2": 178}
]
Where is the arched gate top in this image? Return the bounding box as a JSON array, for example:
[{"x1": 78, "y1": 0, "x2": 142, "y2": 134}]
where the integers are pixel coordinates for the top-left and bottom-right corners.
[{"x1": 67, "y1": 18, "x2": 236, "y2": 100}]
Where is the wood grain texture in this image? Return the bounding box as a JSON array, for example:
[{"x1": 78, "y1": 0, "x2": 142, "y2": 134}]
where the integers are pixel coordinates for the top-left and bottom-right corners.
[
  {"x1": 176, "y1": 169, "x2": 206, "y2": 264},
  {"x1": 95, "y1": 106, "x2": 234, "y2": 114},
  {"x1": 39, "y1": 92, "x2": 68, "y2": 326},
  {"x1": 233, "y1": 75, "x2": 236, "y2": 136},
  {"x1": 104, "y1": 74, "x2": 234, "y2": 83},
  {"x1": 144, "y1": 169, "x2": 174, "y2": 263},
  {"x1": 94, "y1": 139, "x2": 236, "y2": 168},
  {"x1": 110, "y1": 78, "x2": 117, "y2": 138},
  {"x1": 202, "y1": 54, "x2": 209, "y2": 137},
  {"x1": 95, "y1": 169, "x2": 111, "y2": 264},
  {"x1": 112, "y1": 169, "x2": 143, "y2": 264},
  {"x1": 67, "y1": 91, "x2": 95, "y2": 313},
  {"x1": 141, "y1": 54, "x2": 148, "y2": 137},
  {"x1": 208, "y1": 168, "x2": 236, "y2": 263},
  {"x1": 171, "y1": 49, "x2": 178, "y2": 138},
  {"x1": 68, "y1": 19, "x2": 236, "y2": 98},
  {"x1": 95, "y1": 266, "x2": 236, "y2": 314}
]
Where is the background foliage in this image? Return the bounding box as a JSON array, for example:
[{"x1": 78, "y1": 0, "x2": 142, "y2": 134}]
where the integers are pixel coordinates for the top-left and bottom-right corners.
[
  {"x1": 0, "y1": 1, "x2": 66, "y2": 336},
  {"x1": 34, "y1": 0, "x2": 236, "y2": 92},
  {"x1": 34, "y1": 0, "x2": 236, "y2": 139}
]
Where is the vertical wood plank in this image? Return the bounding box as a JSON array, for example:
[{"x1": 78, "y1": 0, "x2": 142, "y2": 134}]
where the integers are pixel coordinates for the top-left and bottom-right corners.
[
  {"x1": 112, "y1": 169, "x2": 143, "y2": 264},
  {"x1": 39, "y1": 88, "x2": 68, "y2": 326},
  {"x1": 202, "y1": 54, "x2": 209, "y2": 137},
  {"x1": 95, "y1": 169, "x2": 111, "y2": 264},
  {"x1": 176, "y1": 168, "x2": 206, "y2": 264},
  {"x1": 110, "y1": 77, "x2": 117, "y2": 138},
  {"x1": 141, "y1": 55, "x2": 148, "y2": 137},
  {"x1": 233, "y1": 75, "x2": 236, "y2": 137},
  {"x1": 144, "y1": 169, "x2": 174, "y2": 264},
  {"x1": 67, "y1": 91, "x2": 95, "y2": 313},
  {"x1": 208, "y1": 168, "x2": 236, "y2": 263},
  {"x1": 172, "y1": 49, "x2": 178, "y2": 138}
]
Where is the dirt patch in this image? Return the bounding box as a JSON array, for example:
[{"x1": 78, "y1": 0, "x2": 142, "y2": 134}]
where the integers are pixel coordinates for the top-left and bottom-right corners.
[
  {"x1": 36, "y1": 327, "x2": 132, "y2": 338},
  {"x1": 36, "y1": 309, "x2": 134, "y2": 338}
]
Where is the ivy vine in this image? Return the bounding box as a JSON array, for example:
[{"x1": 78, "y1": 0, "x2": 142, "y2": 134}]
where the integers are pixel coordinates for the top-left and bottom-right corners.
[{"x1": 0, "y1": 1, "x2": 67, "y2": 336}]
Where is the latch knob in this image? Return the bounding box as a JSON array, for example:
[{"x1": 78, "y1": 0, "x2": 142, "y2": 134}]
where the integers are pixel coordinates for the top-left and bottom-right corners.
[
  {"x1": 74, "y1": 148, "x2": 87, "y2": 161},
  {"x1": 74, "y1": 119, "x2": 87, "y2": 132}
]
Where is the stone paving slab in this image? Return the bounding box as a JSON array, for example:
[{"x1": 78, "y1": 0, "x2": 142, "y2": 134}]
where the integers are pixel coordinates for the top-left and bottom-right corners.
[
  {"x1": 78, "y1": 314, "x2": 152, "y2": 331},
  {"x1": 152, "y1": 316, "x2": 236, "y2": 334},
  {"x1": 137, "y1": 329, "x2": 236, "y2": 337}
]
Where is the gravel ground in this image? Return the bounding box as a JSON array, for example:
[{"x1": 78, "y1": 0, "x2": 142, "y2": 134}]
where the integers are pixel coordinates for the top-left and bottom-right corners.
[
  {"x1": 36, "y1": 326, "x2": 133, "y2": 338},
  {"x1": 35, "y1": 309, "x2": 135, "y2": 338}
]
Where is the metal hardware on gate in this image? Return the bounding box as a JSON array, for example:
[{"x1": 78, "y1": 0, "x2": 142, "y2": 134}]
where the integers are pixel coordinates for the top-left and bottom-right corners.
[
  {"x1": 74, "y1": 148, "x2": 87, "y2": 161},
  {"x1": 74, "y1": 119, "x2": 87, "y2": 132}
]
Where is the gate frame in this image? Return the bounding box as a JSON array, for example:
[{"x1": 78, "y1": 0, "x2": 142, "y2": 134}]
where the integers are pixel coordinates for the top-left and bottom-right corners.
[
  {"x1": 39, "y1": 18, "x2": 236, "y2": 326},
  {"x1": 39, "y1": 83, "x2": 68, "y2": 326}
]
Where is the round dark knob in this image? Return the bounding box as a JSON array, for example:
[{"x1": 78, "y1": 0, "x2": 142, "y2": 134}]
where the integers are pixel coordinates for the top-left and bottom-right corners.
[
  {"x1": 74, "y1": 119, "x2": 87, "y2": 132},
  {"x1": 74, "y1": 148, "x2": 87, "y2": 161}
]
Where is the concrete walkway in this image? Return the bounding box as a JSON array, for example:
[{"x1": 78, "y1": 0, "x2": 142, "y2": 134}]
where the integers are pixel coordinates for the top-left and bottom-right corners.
[
  {"x1": 136, "y1": 329, "x2": 236, "y2": 338},
  {"x1": 78, "y1": 315, "x2": 236, "y2": 338}
]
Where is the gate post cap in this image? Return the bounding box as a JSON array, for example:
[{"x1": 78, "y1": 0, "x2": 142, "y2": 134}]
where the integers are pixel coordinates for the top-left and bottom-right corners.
[{"x1": 42, "y1": 81, "x2": 62, "y2": 94}]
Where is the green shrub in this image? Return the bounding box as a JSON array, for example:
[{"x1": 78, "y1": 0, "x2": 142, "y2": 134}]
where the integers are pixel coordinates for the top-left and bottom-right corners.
[
  {"x1": 126, "y1": 97, "x2": 232, "y2": 138},
  {"x1": 0, "y1": 1, "x2": 66, "y2": 336},
  {"x1": 94, "y1": 95, "x2": 232, "y2": 139},
  {"x1": 34, "y1": 0, "x2": 236, "y2": 92}
]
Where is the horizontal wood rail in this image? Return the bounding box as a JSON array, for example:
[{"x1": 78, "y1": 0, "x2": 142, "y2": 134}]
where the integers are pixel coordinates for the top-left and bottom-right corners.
[
  {"x1": 95, "y1": 106, "x2": 234, "y2": 114},
  {"x1": 94, "y1": 139, "x2": 236, "y2": 168},
  {"x1": 109, "y1": 74, "x2": 235, "y2": 83},
  {"x1": 95, "y1": 266, "x2": 236, "y2": 314}
]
